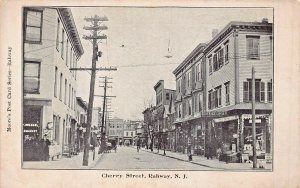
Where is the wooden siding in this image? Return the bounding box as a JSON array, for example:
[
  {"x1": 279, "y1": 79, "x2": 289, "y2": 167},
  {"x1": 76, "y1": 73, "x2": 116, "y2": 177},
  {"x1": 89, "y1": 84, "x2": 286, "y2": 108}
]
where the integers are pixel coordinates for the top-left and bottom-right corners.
[
  {"x1": 238, "y1": 32, "x2": 273, "y2": 103},
  {"x1": 206, "y1": 33, "x2": 236, "y2": 111}
]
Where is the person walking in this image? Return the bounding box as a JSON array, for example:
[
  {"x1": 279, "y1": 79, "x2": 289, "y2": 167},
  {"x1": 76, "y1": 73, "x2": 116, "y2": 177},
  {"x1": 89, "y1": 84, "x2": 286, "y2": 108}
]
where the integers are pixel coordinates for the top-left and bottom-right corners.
[
  {"x1": 41, "y1": 134, "x2": 51, "y2": 161},
  {"x1": 136, "y1": 137, "x2": 141, "y2": 153}
]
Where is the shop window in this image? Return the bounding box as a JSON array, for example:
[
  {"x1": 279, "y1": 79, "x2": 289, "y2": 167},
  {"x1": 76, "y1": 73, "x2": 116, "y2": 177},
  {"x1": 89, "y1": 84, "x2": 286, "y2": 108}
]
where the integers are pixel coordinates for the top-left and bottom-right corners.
[
  {"x1": 267, "y1": 81, "x2": 273, "y2": 102},
  {"x1": 247, "y1": 36, "x2": 260, "y2": 59},
  {"x1": 25, "y1": 9, "x2": 43, "y2": 43},
  {"x1": 24, "y1": 61, "x2": 40, "y2": 94}
]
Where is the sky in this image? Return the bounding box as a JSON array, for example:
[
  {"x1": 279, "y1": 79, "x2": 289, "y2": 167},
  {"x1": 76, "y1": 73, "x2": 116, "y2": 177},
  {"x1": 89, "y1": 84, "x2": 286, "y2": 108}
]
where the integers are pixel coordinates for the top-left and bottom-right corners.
[{"x1": 71, "y1": 7, "x2": 273, "y2": 121}]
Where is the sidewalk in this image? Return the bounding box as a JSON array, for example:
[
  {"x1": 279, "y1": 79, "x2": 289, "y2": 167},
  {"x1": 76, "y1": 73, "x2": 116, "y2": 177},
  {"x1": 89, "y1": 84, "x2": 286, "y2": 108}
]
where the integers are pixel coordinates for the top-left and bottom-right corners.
[
  {"x1": 139, "y1": 147, "x2": 272, "y2": 171},
  {"x1": 22, "y1": 147, "x2": 103, "y2": 169}
]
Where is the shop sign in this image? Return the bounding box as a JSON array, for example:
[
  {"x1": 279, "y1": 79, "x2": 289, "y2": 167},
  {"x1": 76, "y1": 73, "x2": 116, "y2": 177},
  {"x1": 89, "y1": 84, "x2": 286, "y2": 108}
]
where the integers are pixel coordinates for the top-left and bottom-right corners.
[
  {"x1": 249, "y1": 119, "x2": 262, "y2": 123},
  {"x1": 213, "y1": 115, "x2": 239, "y2": 123}
]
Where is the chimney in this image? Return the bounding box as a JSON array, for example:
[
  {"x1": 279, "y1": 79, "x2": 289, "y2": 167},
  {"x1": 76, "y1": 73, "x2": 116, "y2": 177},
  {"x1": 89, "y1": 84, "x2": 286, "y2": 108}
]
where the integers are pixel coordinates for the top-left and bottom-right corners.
[
  {"x1": 212, "y1": 29, "x2": 218, "y2": 38},
  {"x1": 262, "y1": 18, "x2": 268, "y2": 23}
]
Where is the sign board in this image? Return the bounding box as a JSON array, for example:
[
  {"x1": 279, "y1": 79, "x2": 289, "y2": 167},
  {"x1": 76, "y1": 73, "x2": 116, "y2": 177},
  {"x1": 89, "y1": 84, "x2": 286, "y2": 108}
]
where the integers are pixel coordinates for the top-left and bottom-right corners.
[{"x1": 213, "y1": 115, "x2": 239, "y2": 123}]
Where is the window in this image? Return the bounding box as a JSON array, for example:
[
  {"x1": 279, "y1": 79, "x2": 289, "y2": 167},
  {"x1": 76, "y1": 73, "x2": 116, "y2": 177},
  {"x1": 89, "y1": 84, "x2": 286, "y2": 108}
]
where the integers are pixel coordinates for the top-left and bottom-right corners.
[
  {"x1": 56, "y1": 19, "x2": 60, "y2": 50},
  {"x1": 198, "y1": 93, "x2": 203, "y2": 112},
  {"x1": 74, "y1": 90, "x2": 76, "y2": 110},
  {"x1": 25, "y1": 9, "x2": 43, "y2": 43},
  {"x1": 66, "y1": 40, "x2": 69, "y2": 66},
  {"x1": 209, "y1": 57, "x2": 212, "y2": 74},
  {"x1": 61, "y1": 29, "x2": 65, "y2": 59},
  {"x1": 208, "y1": 90, "x2": 212, "y2": 109},
  {"x1": 194, "y1": 94, "x2": 198, "y2": 113},
  {"x1": 187, "y1": 98, "x2": 192, "y2": 115},
  {"x1": 267, "y1": 81, "x2": 272, "y2": 102},
  {"x1": 225, "y1": 43, "x2": 229, "y2": 62},
  {"x1": 59, "y1": 73, "x2": 63, "y2": 101},
  {"x1": 178, "y1": 103, "x2": 182, "y2": 118},
  {"x1": 126, "y1": 132, "x2": 128, "y2": 136},
  {"x1": 68, "y1": 84, "x2": 71, "y2": 107},
  {"x1": 243, "y1": 80, "x2": 265, "y2": 102},
  {"x1": 166, "y1": 93, "x2": 170, "y2": 100},
  {"x1": 54, "y1": 67, "x2": 58, "y2": 97},
  {"x1": 177, "y1": 78, "x2": 181, "y2": 93},
  {"x1": 225, "y1": 82, "x2": 230, "y2": 105},
  {"x1": 187, "y1": 71, "x2": 191, "y2": 88},
  {"x1": 196, "y1": 62, "x2": 202, "y2": 81},
  {"x1": 219, "y1": 48, "x2": 224, "y2": 67},
  {"x1": 260, "y1": 82, "x2": 265, "y2": 102},
  {"x1": 247, "y1": 36, "x2": 260, "y2": 59},
  {"x1": 131, "y1": 132, "x2": 133, "y2": 136},
  {"x1": 69, "y1": 48, "x2": 73, "y2": 70},
  {"x1": 71, "y1": 88, "x2": 73, "y2": 109},
  {"x1": 213, "y1": 54, "x2": 218, "y2": 71},
  {"x1": 64, "y1": 79, "x2": 67, "y2": 104},
  {"x1": 24, "y1": 61, "x2": 40, "y2": 93}
]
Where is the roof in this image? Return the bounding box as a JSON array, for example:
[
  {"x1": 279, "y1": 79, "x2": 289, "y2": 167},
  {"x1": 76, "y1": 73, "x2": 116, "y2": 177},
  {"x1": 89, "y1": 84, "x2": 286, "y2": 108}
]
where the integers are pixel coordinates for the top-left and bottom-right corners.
[
  {"x1": 173, "y1": 43, "x2": 206, "y2": 75},
  {"x1": 76, "y1": 97, "x2": 88, "y2": 111},
  {"x1": 154, "y1": 80, "x2": 164, "y2": 91},
  {"x1": 57, "y1": 8, "x2": 84, "y2": 57},
  {"x1": 203, "y1": 21, "x2": 273, "y2": 54}
]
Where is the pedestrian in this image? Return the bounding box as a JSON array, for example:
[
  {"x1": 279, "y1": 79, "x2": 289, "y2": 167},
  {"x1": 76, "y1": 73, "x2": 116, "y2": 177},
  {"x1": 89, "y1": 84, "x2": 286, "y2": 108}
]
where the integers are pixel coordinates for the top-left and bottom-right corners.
[
  {"x1": 41, "y1": 134, "x2": 51, "y2": 161},
  {"x1": 136, "y1": 137, "x2": 141, "y2": 152}
]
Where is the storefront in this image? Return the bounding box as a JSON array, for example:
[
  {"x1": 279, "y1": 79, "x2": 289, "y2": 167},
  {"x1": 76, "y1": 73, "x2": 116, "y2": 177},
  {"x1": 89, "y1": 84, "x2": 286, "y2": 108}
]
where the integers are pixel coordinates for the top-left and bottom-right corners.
[{"x1": 23, "y1": 105, "x2": 43, "y2": 161}]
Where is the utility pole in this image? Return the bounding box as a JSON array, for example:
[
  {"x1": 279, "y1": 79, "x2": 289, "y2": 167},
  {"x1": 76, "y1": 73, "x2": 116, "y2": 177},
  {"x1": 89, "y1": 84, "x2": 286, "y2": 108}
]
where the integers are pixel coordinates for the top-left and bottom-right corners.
[
  {"x1": 252, "y1": 66, "x2": 257, "y2": 168},
  {"x1": 99, "y1": 76, "x2": 114, "y2": 153},
  {"x1": 81, "y1": 15, "x2": 109, "y2": 166}
]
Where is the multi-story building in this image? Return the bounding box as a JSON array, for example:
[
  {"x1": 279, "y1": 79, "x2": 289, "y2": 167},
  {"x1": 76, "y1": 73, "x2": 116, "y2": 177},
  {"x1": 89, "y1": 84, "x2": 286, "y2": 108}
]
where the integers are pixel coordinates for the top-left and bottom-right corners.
[
  {"x1": 203, "y1": 19, "x2": 273, "y2": 160},
  {"x1": 107, "y1": 117, "x2": 125, "y2": 146},
  {"x1": 153, "y1": 80, "x2": 176, "y2": 150},
  {"x1": 173, "y1": 43, "x2": 206, "y2": 155},
  {"x1": 23, "y1": 8, "x2": 84, "y2": 160}
]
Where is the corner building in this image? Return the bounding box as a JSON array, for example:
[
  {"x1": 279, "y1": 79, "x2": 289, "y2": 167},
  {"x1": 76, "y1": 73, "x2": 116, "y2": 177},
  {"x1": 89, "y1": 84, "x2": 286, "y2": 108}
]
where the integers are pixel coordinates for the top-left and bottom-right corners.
[
  {"x1": 204, "y1": 20, "x2": 273, "y2": 161},
  {"x1": 23, "y1": 8, "x2": 84, "y2": 160}
]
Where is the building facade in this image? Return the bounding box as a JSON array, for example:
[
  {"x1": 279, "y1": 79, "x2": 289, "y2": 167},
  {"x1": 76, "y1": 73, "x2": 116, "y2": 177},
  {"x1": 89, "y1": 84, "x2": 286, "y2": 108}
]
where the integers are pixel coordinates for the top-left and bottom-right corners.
[
  {"x1": 152, "y1": 80, "x2": 176, "y2": 150},
  {"x1": 107, "y1": 117, "x2": 125, "y2": 146},
  {"x1": 203, "y1": 19, "x2": 273, "y2": 161},
  {"x1": 23, "y1": 8, "x2": 84, "y2": 160},
  {"x1": 173, "y1": 43, "x2": 206, "y2": 155}
]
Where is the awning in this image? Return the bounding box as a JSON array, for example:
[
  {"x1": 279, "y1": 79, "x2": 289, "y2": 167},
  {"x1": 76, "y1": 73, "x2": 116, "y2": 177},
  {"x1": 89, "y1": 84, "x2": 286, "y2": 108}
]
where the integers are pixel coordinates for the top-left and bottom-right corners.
[{"x1": 213, "y1": 115, "x2": 239, "y2": 123}]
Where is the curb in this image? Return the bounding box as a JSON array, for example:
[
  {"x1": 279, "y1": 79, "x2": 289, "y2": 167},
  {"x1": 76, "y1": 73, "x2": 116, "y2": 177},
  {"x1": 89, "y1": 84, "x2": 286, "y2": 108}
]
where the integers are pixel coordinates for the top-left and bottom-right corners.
[{"x1": 139, "y1": 148, "x2": 223, "y2": 170}]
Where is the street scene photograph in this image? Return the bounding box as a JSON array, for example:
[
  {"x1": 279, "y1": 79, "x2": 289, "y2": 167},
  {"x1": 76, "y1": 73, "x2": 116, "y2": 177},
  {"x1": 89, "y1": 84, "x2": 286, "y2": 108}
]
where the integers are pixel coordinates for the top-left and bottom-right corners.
[{"x1": 22, "y1": 6, "x2": 273, "y2": 170}]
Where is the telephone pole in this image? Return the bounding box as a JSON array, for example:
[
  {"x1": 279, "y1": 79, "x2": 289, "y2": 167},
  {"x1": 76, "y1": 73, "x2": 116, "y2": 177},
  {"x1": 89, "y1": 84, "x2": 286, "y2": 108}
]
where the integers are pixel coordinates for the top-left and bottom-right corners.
[
  {"x1": 99, "y1": 76, "x2": 115, "y2": 153},
  {"x1": 81, "y1": 15, "x2": 109, "y2": 166},
  {"x1": 252, "y1": 66, "x2": 257, "y2": 168}
]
